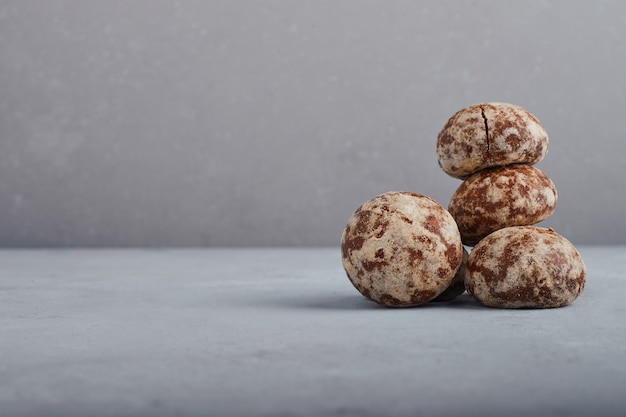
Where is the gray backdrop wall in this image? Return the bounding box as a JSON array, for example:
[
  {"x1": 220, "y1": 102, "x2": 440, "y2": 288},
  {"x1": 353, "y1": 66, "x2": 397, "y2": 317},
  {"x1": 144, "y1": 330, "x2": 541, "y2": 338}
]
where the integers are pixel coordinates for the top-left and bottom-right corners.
[{"x1": 1, "y1": 0, "x2": 624, "y2": 247}]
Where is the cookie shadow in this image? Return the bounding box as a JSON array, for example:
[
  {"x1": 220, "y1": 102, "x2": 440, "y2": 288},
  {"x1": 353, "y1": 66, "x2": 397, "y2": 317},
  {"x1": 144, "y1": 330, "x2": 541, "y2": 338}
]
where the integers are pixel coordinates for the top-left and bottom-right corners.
[
  {"x1": 284, "y1": 294, "x2": 387, "y2": 310},
  {"x1": 282, "y1": 292, "x2": 484, "y2": 311}
]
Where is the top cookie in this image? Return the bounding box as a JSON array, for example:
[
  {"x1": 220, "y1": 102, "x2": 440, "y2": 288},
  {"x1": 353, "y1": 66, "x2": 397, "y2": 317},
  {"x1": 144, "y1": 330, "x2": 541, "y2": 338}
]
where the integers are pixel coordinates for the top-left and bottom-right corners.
[{"x1": 436, "y1": 102, "x2": 548, "y2": 179}]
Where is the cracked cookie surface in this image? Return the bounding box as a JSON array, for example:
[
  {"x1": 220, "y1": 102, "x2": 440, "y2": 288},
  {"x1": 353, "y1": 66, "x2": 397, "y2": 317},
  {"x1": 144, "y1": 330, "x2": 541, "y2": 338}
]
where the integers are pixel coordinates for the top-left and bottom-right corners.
[{"x1": 437, "y1": 102, "x2": 548, "y2": 179}]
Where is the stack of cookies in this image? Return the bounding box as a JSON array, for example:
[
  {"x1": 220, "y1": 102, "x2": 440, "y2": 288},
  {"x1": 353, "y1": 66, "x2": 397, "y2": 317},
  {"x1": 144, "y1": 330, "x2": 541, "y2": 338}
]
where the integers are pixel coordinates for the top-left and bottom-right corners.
[
  {"x1": 436, "y1": 102, "x2": 556, "y2": 246},
  {"x1": 437, "y1": 103, "x2": 585, "y2": 308},
  {"x1": 340, "y1": 102, "x2": 586, "y2": 309}
]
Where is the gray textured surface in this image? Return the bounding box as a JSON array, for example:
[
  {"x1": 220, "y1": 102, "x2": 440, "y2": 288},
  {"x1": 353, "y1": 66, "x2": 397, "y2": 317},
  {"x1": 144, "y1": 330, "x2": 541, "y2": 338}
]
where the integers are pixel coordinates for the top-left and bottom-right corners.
[
  {"x1": 1, "y1": 1, "x2": 625, "y2": 246},
  {"x1": 1, "y1": 247, "x2": 625, "y2": 417}
]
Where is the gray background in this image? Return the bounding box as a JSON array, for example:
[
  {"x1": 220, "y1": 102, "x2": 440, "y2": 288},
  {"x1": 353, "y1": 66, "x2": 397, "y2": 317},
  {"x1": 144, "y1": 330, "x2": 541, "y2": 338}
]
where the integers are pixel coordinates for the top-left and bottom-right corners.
[{"x1": 1, "y1": 0, "x2": 624, "y2": 247}]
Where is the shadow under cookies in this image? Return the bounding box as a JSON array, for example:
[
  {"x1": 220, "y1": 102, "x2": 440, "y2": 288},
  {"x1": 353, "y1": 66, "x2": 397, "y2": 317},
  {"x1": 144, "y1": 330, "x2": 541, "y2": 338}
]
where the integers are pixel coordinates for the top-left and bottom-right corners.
[{"x1": 263, "y1": 292, "x2": 486, "y2": 311}]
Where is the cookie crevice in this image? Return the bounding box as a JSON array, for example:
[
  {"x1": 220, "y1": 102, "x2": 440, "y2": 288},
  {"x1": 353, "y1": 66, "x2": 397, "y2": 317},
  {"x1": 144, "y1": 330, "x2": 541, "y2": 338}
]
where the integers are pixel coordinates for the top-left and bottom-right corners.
[{"x1": 480, "y1": 105, "x2": 490, "y2": 156}]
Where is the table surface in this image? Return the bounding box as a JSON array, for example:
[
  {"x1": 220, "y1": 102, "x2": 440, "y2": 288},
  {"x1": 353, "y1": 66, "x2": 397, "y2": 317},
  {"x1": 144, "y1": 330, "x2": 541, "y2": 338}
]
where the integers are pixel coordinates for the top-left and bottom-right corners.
[{"x1": 1, "y1": 246, "x2": 625, "y2": 417}]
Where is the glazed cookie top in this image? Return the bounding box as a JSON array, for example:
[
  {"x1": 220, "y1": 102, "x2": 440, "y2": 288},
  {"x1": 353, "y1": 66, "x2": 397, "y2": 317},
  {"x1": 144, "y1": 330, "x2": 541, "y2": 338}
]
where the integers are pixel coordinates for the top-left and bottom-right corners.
[
  {"x1": 341, "y1": 191, "x2": 463, "y2": 307},
  {"x1": 436, "y1": 102, "x2": 549, "y2": 179}
]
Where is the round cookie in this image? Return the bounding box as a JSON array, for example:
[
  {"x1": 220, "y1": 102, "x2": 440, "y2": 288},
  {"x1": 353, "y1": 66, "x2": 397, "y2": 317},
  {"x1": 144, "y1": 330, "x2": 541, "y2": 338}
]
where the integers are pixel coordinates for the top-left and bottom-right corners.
[
  {"x1": 341, "y1": 191, "x2": 463, "y2": 307},
  {"x1": 466, "y1": 226, "x2": 586, "y2": 308},
  {"x1": 436, "y1": 102, "x2": 548, "y2": 179},
  {"x1": 431, "y1": 247, "x2": 468, "y2": 302},
  {"x1": 448, "y1": 164, "x2": 557, "y2": 246}
]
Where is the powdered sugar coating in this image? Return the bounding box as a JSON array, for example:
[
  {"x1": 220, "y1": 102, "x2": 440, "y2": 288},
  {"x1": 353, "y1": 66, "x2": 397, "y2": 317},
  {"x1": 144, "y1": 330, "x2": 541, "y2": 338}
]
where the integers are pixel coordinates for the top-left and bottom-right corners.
[
  {"x1": 431, "y1": 247, "x2": 468, "y2": 302},
  {"x1": 466, "y1": 226, "x2": 586, "y2": 308},
  {"x1": 437, "y1": 102, "x2": 548, "y2": 179},
  {"x1": 341, "y1": 192, "x2": 463, "y2": 307},
  {"x1": 448, "y1": 165, "x2": 557, "y2": 246}
]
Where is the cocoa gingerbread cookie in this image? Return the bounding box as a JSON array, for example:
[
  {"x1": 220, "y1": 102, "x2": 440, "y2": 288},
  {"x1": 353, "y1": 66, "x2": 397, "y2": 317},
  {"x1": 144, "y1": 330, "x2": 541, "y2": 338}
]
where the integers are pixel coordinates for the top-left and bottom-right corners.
[
  {"x1": 436, "y1": 102, "x2": 548, "y2": 179},
  {"x1": 448, "y1": 164, "x2": 557, "y2": 246},
  {"x1": 341, "y1": 192, "x2": 463, "y2": 307},
  {"x1": 465, "y1": 226, "x2": 586, "y2": 308}
]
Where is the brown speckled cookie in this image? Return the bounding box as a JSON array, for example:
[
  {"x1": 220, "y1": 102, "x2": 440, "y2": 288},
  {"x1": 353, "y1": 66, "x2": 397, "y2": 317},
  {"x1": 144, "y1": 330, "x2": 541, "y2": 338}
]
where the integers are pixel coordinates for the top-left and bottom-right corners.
[
  {"x1": 448, "y1": 164, "x2": 557, "y2": 246},
  {"x1": 436, "y1": 102, "x2": 548, "y2": 179},
  {"x1": 341, "y1": 192, "x2": 463, "y2": 307},
  {"x1": 431, "y1": 247, "x2": 468, "y2": 302},
  {"x1": 466, "y1": 226, "x2": 586, "y2": 308}
]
